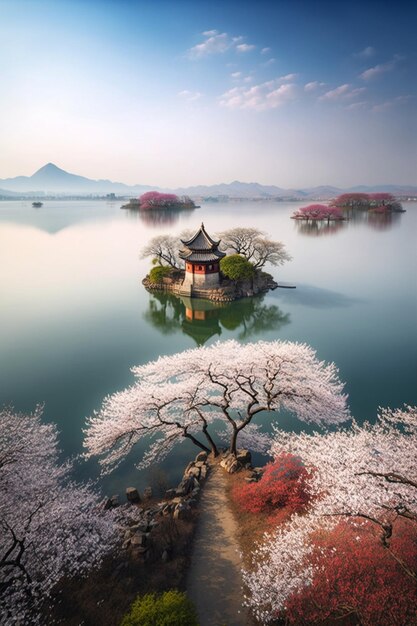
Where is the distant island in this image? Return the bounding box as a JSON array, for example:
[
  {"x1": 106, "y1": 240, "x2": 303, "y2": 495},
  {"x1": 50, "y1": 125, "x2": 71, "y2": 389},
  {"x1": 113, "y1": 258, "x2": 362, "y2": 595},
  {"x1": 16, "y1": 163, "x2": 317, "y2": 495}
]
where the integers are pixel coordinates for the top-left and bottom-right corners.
[{"x1": 121, "y1": 191, "x2": 198, "y2": 211}]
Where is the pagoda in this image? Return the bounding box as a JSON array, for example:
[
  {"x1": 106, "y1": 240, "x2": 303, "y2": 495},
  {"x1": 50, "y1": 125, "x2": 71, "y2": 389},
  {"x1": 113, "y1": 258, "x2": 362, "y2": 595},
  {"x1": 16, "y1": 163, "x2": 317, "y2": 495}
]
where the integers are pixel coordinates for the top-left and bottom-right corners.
[{"x1": 179, "y1": 223, "x2": 226, "y2": 289}]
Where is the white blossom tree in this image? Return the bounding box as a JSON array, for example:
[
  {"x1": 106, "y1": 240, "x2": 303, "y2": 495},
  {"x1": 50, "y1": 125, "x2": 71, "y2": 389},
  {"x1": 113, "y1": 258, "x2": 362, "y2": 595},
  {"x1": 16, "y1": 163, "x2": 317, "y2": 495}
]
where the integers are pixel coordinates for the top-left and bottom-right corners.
[
  {"x1": 243, "y1": 406, "x2": 417, "y2": 622},
  {"x1": 217, "y1": 227, "x2": 292, "y2": 269},
  {"x1": 140, "y1": 234, "x2": 181, "y2": 268},
  {"x1": 84, "y1": 340, "x2": 349, "y2": 473},
  {"x1": 0, "y1": 407, "x2": 118, "y2": 625}
]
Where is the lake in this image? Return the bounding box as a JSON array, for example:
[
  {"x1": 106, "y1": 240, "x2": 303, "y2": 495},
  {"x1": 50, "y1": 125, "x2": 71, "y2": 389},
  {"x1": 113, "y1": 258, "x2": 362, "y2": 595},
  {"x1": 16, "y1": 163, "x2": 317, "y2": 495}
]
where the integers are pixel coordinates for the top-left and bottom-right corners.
[{"x1": 1, "y1": 200, "x2": 416, "y2": 496}]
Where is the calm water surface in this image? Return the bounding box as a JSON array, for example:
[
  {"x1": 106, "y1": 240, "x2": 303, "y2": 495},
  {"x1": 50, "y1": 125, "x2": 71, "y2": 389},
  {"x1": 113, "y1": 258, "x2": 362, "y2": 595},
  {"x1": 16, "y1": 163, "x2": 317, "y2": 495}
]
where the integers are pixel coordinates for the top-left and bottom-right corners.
[{"x1": 1, "y1": 200, "x2": 416, "y2": 494}]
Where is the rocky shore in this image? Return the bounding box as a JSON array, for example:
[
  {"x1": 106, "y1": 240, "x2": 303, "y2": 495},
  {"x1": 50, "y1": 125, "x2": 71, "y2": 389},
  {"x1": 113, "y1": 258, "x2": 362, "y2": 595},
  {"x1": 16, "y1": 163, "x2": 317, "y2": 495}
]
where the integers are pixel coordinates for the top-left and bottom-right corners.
[{"x1": 142, "y1": 270, "x2": 278, "y2": 302}]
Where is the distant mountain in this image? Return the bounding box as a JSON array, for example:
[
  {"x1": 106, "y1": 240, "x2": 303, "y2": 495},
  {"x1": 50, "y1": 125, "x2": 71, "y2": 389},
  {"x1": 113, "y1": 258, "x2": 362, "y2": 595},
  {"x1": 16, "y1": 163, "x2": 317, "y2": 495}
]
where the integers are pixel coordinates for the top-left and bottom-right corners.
[
  {"x1": 0, "y1": 163, "x2": 156, "y2": 195},
  {"x1": 0, "y1": 163, "x2": 416, "y2": 198}
]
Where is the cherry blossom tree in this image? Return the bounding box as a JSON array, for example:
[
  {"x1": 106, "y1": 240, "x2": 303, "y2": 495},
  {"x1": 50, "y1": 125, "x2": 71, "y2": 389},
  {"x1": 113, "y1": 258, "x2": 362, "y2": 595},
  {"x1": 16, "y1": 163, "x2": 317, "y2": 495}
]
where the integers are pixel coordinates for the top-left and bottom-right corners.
[
  {"x1": 84, "y1": 340, "x2": 349, "y2": 473},
  {"x1": 217, "y1": 227, "x2": 291, "y2": 269},
  {"x1": 243, "y1": 406, "x2": 417, "y2": 623},
  {"x1": 139, "y1": 191, "x2": 196, "y2": 210},
  {"x1": 0, "y1": 406, "x2": 117, "y2": 624},
  {"x1": 291, "y1": 204, "x2": 344, "y2": 222}
]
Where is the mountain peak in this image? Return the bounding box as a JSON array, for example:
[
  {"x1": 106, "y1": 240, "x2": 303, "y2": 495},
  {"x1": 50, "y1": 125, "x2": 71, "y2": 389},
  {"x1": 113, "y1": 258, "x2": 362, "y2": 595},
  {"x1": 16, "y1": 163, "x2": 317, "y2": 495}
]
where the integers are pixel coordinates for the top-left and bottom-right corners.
[{"x1": 33, "y1": 163, "x2": 65, "y2": 176}]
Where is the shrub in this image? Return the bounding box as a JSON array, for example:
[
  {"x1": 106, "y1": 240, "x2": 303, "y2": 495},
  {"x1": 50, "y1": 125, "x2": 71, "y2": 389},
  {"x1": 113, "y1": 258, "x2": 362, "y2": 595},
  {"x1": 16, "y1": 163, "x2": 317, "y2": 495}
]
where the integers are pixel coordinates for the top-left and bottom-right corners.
[
  {"x1": 285, "y1": 518, "x2": 417, "y2": 626},
  {"x1": 149, "y1": 266, "x2": 171, "y2": 284},
  {"x1": 121, "y1": 590, "x2": 198, "y2": 626},
  {"x1": 220, "y1": 254, "x2": 255, "y2": 281},
  {"x1": 232, "y1": 453, "x2": 312, "y2": 516}
]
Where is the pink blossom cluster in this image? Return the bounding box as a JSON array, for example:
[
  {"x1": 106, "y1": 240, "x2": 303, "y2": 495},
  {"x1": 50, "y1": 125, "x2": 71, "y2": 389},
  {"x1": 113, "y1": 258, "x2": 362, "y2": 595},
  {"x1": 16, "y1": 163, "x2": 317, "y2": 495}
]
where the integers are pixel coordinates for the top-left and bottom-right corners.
[{"x1": 292, "y1": 204, "x2": 344, "y2": 221}]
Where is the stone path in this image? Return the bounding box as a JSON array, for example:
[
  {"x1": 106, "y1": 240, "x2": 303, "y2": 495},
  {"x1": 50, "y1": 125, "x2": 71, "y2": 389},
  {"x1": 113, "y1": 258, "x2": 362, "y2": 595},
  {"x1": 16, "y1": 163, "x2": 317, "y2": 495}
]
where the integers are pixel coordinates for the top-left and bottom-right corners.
[{"x1": 186, "y1": 467, "x2": 251, "y2": 626}]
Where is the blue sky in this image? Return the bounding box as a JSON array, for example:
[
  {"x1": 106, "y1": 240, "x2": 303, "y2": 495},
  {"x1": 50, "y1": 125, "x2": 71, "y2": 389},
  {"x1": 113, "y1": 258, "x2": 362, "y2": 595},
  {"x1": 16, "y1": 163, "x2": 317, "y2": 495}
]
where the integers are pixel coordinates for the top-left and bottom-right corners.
[{"x1": 0, "y1": 0, "x2": 416, "y2": 187}]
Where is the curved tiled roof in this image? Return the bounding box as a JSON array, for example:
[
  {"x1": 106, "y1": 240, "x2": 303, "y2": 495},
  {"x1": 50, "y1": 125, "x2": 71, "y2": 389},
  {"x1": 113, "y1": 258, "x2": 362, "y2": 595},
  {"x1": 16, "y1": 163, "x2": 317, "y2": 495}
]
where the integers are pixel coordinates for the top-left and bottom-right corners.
[
  {"x1": 179, "y1": 249, "x2": 225, "y2": 262},
  {"x1": 180, "y1": 223, "x2": 221, "y2": 250},
  {"x1": 179, "y1": 223, "x2": 226, "y2": 263}
]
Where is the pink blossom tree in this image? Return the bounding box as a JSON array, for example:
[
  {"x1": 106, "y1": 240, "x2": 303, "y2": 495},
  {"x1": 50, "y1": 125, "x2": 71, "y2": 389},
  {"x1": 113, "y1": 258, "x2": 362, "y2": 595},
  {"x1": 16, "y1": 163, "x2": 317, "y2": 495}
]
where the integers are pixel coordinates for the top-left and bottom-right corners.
[
  {"x1": 0, "y1": 407, "x2": 117, "y2": 624},
  {"x1": 292, "y1": 204, "x2": 344, "y2": 222},
  {"x1": 243, "y1": 406, "x2": 417, "y2": 623},
  {"x1": 84, "y1": 340, "x2": 349, "y2": 472}
]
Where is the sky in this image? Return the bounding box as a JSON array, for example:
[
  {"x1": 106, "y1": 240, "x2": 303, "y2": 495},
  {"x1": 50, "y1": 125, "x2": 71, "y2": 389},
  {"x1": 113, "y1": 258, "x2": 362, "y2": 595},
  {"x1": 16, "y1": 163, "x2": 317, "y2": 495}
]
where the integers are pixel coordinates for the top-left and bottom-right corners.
[{"x1": 0, "y1": 0, "x2": 416, "y2": 188}]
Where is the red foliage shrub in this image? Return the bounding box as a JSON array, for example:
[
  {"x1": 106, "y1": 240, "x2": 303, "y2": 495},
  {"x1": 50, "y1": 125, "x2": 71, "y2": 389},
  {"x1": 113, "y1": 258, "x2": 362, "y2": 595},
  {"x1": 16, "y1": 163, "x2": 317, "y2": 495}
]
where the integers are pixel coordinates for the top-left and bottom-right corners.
[
  {"x1": 232, "y1": 453, "x2": 312, "y2": 517},
  {"x1": 286, "y1": 518, "x2": 417, "y2": 626}
]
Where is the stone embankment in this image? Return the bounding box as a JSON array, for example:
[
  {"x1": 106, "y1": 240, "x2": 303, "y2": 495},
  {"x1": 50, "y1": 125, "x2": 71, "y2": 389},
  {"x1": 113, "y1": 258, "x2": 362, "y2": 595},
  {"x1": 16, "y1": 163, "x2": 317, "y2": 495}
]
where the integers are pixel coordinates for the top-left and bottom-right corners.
[
  {"x1": 143, "y1": 271, "x2": 277, "y2": 302},
  {"x1": 102, "y1": 452, "x2": 210, "y2": 562}
]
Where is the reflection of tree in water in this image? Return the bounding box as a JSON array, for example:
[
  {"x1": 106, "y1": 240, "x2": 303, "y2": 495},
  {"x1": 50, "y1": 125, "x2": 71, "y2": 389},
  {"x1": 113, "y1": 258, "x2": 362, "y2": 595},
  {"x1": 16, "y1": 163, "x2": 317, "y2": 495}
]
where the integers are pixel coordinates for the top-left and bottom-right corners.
[
  {"x1": 367, "y1": 211, "x2": 402, "y2": 231},
  {"x1": 123, "y1": 208, "x2": 191, "y2": 227},
  {"x1": 294, "y1": 220, "x2": 345, "y2": 237},
  {"x1": 144, "y1": 292, "x2": 290, "y2": 345},
  {"x1": 294, "y1": 208, "x2": 403, "y2": 236}
]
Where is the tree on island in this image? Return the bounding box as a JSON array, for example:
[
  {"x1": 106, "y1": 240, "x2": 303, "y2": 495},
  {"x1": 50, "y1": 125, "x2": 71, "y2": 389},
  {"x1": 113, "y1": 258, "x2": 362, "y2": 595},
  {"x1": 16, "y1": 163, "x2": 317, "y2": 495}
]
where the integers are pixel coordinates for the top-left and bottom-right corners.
[
  {"x1": 243, "y1": 405, "x2": 417, "y2": 624},
  {"x1": 217, "y1": 227, "x2": 291, "y2": 269},
  {"x1": 141, "y1": 235, "x2": 181, "y2": 268},
  {"x1": 330, "y1": 192, "x2": 403, "y2": 213},
  {"x1": 220, "y1": 254, "x2": 255, "y2": 281},
  {"x1": 291, "y1": 204, "x2": 344, "y2": 222},
  {"x1": 0, "y1": 407, "x2": 117, "y2": 624},
  {"x1": 84, "y1": 340, "x2": 349, "y2": 472},
  {"x1": 139, "y1": 191, "x2": 195, "y2": 211}
]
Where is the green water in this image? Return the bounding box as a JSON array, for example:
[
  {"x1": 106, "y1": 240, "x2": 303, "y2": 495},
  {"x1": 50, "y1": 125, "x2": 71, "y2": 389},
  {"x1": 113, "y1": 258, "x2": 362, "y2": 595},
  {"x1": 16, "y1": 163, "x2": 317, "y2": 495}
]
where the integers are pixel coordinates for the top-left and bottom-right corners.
[{"x1": 1, "y1": 200, "x2": 416, "y2": 495}]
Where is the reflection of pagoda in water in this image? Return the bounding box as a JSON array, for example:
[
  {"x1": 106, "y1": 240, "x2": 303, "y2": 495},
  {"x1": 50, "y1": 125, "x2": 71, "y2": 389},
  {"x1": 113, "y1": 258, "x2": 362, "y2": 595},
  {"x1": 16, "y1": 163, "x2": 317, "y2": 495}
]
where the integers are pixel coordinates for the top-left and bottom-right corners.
[
  {"x1": 180, "y1": 296, "x2": 223, "y2": 345},
  {"x1": 143, "y1": 292, "x2": 291, "y2": 346}
]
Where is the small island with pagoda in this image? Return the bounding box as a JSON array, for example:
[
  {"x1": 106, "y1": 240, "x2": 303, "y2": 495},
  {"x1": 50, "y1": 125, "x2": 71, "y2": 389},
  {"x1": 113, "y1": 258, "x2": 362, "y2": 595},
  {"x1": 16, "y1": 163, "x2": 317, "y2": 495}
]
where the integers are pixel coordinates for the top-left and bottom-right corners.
[{"x1": 141, "y1": 223, "x2": 291, "y2": 302}]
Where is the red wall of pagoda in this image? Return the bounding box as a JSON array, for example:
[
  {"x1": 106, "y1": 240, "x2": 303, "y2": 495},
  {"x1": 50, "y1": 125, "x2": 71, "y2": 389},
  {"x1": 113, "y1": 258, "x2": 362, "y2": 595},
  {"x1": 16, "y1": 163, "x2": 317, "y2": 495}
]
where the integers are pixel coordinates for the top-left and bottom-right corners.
[{"x1": 186, "y1": 262, "x2": 219, "y2": 274}]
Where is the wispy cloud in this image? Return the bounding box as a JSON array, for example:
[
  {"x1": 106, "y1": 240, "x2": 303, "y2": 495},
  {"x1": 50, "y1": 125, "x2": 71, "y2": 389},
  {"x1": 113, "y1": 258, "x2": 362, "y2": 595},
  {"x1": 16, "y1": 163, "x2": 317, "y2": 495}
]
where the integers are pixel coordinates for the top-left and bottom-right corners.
[
  {"x1": 261, "y1": 47, "x2": 271, "y2": 55},
  {"x1": 360, "y1": 55, "x2": 403, "y2": 80},
  {"x1": 236, "y1": 43, "x2": 256, "y2": 53},
  {"x1": 262, "y1": 58, "x2": 276, "y2": 67},
  {"x1": 231, "y1": 72, "x2": 242, "y2": 79},
  {"x1": 320, "y1": 84, "x2": 365, "y2": 101},
  {"x1": 346, "y1": 101, "x2": 368, "y2": 110},
  {"x1": 178, "y1": 90, "x2": 202, "y2": 101},
  {"x1": 355, "y1": 46, "x2": 375, "y2": 58},
  {"x1": 187, "y1": 31, "x2": 255, "y2": 58},
  {"x1": 372, "y1": 94, "x2": 413, "y2": 112},
  {"x1": 304, "y1": 81, "x2": 325, "y2": 92},
  {"x1": 280, "y1": 73, "x2": 298, "y2": 82},
  {"x1": 219, "y1": 81, "x2": 297, "y2": 111}
]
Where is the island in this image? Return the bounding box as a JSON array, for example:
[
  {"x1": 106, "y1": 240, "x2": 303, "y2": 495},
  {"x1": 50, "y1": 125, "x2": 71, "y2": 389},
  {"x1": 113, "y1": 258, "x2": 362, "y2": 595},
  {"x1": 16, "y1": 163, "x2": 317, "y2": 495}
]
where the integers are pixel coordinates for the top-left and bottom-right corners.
[
  {"x1": 142, "y1": 223, "x2": 289, "y2": 302},
  {"x1": 121, "y1": 190, "x2": 199, "y2": 211}
]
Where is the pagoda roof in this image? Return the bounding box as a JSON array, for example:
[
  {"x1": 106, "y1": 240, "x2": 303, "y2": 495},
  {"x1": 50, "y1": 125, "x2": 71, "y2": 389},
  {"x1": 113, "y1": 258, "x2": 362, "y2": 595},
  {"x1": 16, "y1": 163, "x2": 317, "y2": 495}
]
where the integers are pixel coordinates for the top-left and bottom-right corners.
[
  {"x1": 179, "y1": 223, "x2": 226, "y2": 262},
  {"x1": 181, "y1": 223, "x2": 221, "y2": 251}
]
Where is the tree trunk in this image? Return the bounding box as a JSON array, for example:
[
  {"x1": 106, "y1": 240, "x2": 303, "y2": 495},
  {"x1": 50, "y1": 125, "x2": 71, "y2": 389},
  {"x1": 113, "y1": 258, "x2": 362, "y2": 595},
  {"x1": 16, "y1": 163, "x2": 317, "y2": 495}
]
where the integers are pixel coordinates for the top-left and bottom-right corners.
[
  {"x1": 229, "y1": 428, "x2": 238, "y2": 456},
  {"x1": 202, "y1": 426, "x2": 219, "y2": 457},
  {"x1": 183, "y1": 432, "x2": 210, "y2": 454}
]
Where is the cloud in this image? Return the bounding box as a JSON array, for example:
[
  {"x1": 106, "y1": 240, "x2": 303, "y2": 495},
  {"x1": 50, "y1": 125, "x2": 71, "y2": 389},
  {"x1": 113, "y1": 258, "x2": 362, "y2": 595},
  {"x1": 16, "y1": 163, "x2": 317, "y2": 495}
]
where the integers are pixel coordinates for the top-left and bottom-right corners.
[
  {"x1": 280, "y1": 73, "x2": 298, "y2": 82},
  {"x1": 320, "y1": 84, "x2": 351, "y2": 100},
  {"x1": 262, "y1": 58, "x2": 276, "y2": 67},
  {"x1": 372, "y1": 94, "x2": 413, "y2": 112},
  {"x1": 219, "y1": 81, "x2": 297, "y2": 111},
  {"x1": 346, "y1": 101, "x2": 368, "y2": 110},
  {"x1": 178, "y1": 90, "x2": 202, "y2": 101},
  {"x1": 187, "y1": 31, "x2": 255, "y2": 58},
  {"x1": 261, "y1": 47, "x2": 271, "y2": 55},
  {"x1": 188, "y1": 32, "x2": 231, "y2": 58},
  {"x1": 231, "y1": 71, "x2": 242, "y2": 79},
  {"x1": 304, "y1": 81, "x2": 325, "y2": 92},
  {"x1": 360, "y1": 55, "x2": 403, "y2": 80},
  {"x1": 320, "y1": 84, "x2": 365, "y2": 101},
  {"x1": 236, "y1": 43, "x2": 256, "y2": 53},
  {"x1": 355, "y1": 46, "x2": 375, "y2": 58}
]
